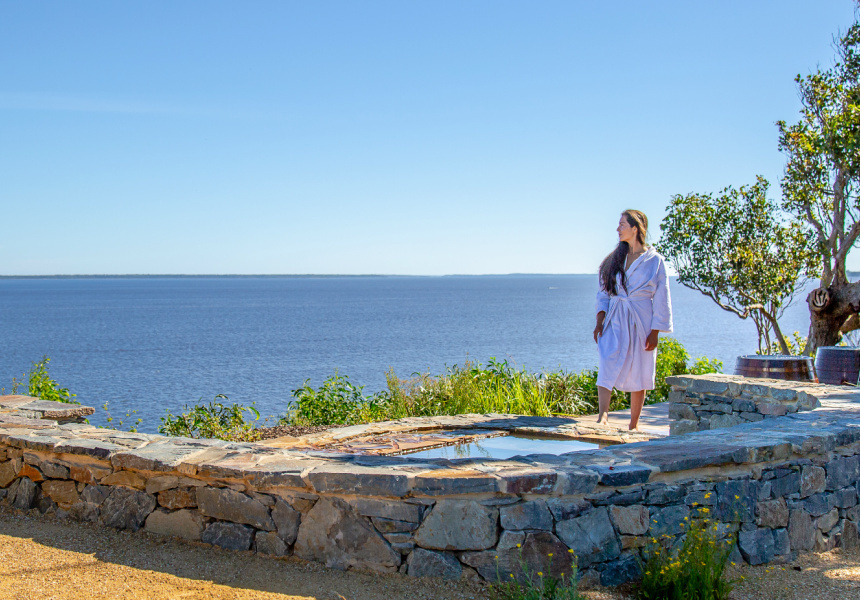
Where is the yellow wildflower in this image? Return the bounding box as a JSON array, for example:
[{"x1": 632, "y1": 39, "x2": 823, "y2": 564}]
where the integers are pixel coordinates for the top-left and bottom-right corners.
[
  {"x1": 516, "y1": 543, "x2": 521, "y2": 548},
  {"x1": 735, "y1": 495, "x2": 740, "y2": 500},
  {"x1": 538, "y1": 572, "x2": 543, "y2": 577},
  {"x1": 548, "y1": 553, "x2": 553, "y2": 557},
  {"x1": 568, "y1": 549, "x2": 574, "y2": 554}
]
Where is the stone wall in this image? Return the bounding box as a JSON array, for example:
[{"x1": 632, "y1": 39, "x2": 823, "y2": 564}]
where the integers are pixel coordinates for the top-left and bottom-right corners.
[
  {"x1": 666, "y1": 373, "x2": 831, "y2": 436},
  {"x1": 3, "y1": 381, "x2": 860, "y2": 587}
]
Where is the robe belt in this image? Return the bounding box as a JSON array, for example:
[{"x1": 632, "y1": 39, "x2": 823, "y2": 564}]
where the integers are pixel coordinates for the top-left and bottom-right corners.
[{"x1": 604, "y1": 293, "x2": 650, "y2": 338}]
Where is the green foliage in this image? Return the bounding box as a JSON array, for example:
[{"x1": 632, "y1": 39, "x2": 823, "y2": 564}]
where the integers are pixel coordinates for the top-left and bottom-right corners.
[
  {"x1": 281, "y1": 339, "x2": 722, "y2": 426},
  {"x1": 652, "y1": 338, "x2": 722, "y2": 404},
  {"x1": 100, "y1": 402, "x2": 142, "y2": 432},
  {"x1": 637, "y1": 505, "x2": 736, "y2": 600},
  {"x1": 11, "y1": 356, "x2": 78, "y2": 404},
  {"x1": 658, "y1": 177, "x2": 815, "y2": 354},
  {"x1": 289, "y1": 373, "x2": 392, "y2": 426},
  {"x1": 778, "y1": 20, "x2": 860, "y2": 290},
  {"x1": 490, "y1": 548, "x2": 584, "y2": 600},
  {"x1": 760, "y1": 331, "x2": 808, "y2": 356},
  {"x1": 159, "y1": 395, "x2": 261, "y2": 442}
]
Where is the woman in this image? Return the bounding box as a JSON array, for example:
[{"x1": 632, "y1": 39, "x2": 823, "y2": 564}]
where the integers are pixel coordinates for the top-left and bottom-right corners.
[{"x1": 593, "y1": 210, "x2": 673, "y2": 430}]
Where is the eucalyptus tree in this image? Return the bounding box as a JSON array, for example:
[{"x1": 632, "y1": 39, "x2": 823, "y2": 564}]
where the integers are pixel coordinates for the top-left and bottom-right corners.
[
  {"x1": 779, "y1": 21, "x2": 860, "y2": 352},
  {"x1": 659, "y1": 177, "x2": 815, "y2": 355}
]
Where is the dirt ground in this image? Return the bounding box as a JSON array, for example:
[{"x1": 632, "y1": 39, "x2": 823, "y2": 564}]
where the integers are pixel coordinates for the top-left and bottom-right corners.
[{"x1": 1, "y1": 506, "x2": 860, "y2": 600}]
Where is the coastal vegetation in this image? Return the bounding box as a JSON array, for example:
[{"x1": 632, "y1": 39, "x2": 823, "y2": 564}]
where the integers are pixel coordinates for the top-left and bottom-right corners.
[
  {"x1": 6, "y1": 338, "x2": 721, "y2": 441},
  {"x1": 637, "y1": 504, "x2": 737, "y2": 600},
  {"x1": 8, "y1": 356, "x2": 78, "y2": 405},
  {"x1": 283, "y1": 337, "x2": 722, "y2": 428},
  {"x1": 659, "y1": 18, "x2": 860, "y2": 356}
]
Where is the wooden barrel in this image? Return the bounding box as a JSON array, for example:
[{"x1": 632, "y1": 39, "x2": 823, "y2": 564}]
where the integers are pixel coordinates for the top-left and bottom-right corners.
[
  {"x1": 814, "y1": 346, "x2": 860, "y2": 386},
  {"x1": 733, "y1": 355, "x2": 815, "y2": 382}
]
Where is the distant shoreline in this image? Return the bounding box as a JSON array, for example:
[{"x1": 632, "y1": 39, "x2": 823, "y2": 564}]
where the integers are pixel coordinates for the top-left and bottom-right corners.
[{"x1": 0, "y1": 273, "x2": 596, "y2": 279}]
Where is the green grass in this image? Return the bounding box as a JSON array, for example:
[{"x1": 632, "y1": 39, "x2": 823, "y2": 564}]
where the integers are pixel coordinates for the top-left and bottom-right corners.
[{"x1": 282, "y1": 337, "x2": 722, "y2": 426}]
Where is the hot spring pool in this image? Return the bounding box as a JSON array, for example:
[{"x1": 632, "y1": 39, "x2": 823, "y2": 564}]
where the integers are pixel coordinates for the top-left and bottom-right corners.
[{"x1": 401, "y1": 433, "x2": 602, "y2": 459}]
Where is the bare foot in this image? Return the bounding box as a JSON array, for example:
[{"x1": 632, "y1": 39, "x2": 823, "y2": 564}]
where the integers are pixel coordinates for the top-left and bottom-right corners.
[
  {"x1": 629, "y1": 425, "x2": 640, "y2": 432},
  {"x1": 596, "y1": 414, "x2": 610, "y2": 426}
]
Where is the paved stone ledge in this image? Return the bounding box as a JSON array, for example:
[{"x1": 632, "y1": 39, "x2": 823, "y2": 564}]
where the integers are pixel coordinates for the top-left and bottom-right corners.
[
  {"x1": 3, "y1": 382, "x2": 860, "y2": 586},
  {"x1": 663, "y1": 373, "x2": 855, "y2": 435}
]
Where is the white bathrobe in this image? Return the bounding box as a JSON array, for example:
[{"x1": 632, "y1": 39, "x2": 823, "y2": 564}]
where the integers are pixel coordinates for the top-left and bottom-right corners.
[{"x1": 595, "y1": 246, "x2": 673, "y2": 392}]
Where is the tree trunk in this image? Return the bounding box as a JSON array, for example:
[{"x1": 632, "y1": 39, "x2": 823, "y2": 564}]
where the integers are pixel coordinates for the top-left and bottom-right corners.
[{"x1": 805, "y1": 280, "x2": 860, "y2": 355}]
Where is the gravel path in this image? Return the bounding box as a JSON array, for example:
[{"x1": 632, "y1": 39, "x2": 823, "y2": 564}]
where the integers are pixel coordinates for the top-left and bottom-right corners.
[{"x1": 1, "y1": 506, "x2": 860, "y2": 600}]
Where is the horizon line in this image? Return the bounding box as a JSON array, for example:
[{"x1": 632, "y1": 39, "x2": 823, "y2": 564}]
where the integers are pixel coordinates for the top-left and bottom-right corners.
[{"x1": 0, "y1": 272, "x2": 599, "y2": 279}]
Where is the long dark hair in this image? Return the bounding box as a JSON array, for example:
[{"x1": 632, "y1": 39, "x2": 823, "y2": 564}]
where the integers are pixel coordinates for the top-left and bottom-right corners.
[{"x1": 599, "y1": 210, "x2": 648, "y2": 296}]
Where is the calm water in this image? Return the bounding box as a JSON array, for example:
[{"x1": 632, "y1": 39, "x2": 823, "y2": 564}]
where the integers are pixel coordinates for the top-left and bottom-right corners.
[
  {"x1": 0, "y1": 275, "x2": 812, "y2": 432},
  {"x1": 404, "y1": 434, "x2": 601, "y2": 460}
]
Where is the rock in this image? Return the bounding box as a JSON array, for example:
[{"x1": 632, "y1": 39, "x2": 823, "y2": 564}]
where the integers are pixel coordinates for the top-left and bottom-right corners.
[
  {"x1": 710, "y1": 414, "x2": 743, "y2": 429},
  {"x1": 146, "y1": 475, "x2": 179, "y2": 494},
  {"x1": 715, "y1": 480, "x2": 756, "y2": 522},
  {"x1": 801, "y1": 493, "x2": 835, "y2": 517},
  {"x1": 0, "y1": 460, "x2": 20, "y2": 487},
  {"x1": 770, "y1": 472, "x2": 801, "y2": 498},
  {"x1": 36, "y1": 492, "x2": 57, "y2": 514},
  {"x1": 648, "y1": 504, "x2": 690, "y2": 537},
  {"x1": 756, "y1": 498, "x2": 789, "y2": 529},
  {"x1": 609, "y1": 505, "x2": 648, "y2": 535},
  {"x1": 202, "y1": 521, "x2": 254, "y2": 551},
  {"x1": 738, "y1": 528, "x2": 775, "y2": 566},
  {"x1": 600, "y1": 553, "x2": 641, "y2": 586},
  {"x1": 99, "y1": 486, "x2": 157, "y2": 531},
  {"x1": 773, "y1": 528, "x2": 790, "y2": 555},
  {"x1": 306, "y1": 465, "x2": 410, "y2": 497},
  {"x1": 826, "y1": 456, "x2": 860, "y2": 491},
  {"x1": 732, "y1": 398, "x2": 756, "y2": 412},
  {"x1": 816, "y1": 508, "x2": 839, "y2": 533},
  {"x1": 800, "y1": 466, "x2": 826, "y2": 498},
  {"x1": 20, "y1": 464, "x2": 44, "y2": 482},
  {"x1": 68, "y1": 501, "x2": 100, "y2": 522},
  {"x1": 498, "y1": 530, "x2": 526, "y2": 550},
  {"x1": 411, "y1": 470, "x2": 498, "y2": 496},
  {"x1": 556, "y1": 507, "x2": 620, "y2": 567},
  {"x1": 271, "y1": 498, "x2": 302, "y2": 545},
  {"x1": 157, "y1": 487, "x2": 197, "y2": 509},
  {"x1": 70, "y1": 463, "x2": 111, "y2": 484},
  {"x1": 461, "y1": 531, "x2": 570, "y2": 582},
  {"x1": 371, "y1": 517, "x2": 418, "y2": 534},
  {"x1": 350, "y1": 498, "x2": 422, "y2": 523},
  {"x1": 546, "y1": 498, "x2": 590, "y2": 522},
  {"x1": 407, "y1": 548, "x2": 462, "y2": 580},
  {"x1": 497, "y1": 468, "x2": 557, "y2": 495},
  {"x1": 81, "y1": 484, "x2": 111, "y2": 506},
  {"x1": 843, "y1": 519, "x2": 860, "y2": 550},
  {"x1": 294, "y1": 496, "x2": 401, "y2": 573},
  {"x1": 11, "y1": 478, "x2": 37, "y2": 510},
  {"x1": 833, "y1": 486, "x2": 858, "y2": 508},
  {"x1": 789, "y1": 509, "x2": 815, "y2": 552},
  {"x1": 670, "y1": 420, "x2": 698, "y2": 436},
  {"x1": 668, "y1": 403, "x2": 695, "y2": 420},
  {"x1": 255, "y1": 531, "x2": 288, "y2": 556},
  {"x1": 100, "y1": 471, "x2": 146, "y2": 490},
  {"x1": 42, "y1": 480, "x2": 80, "y2": 506},
  {"x1": 40, "y1": 462, "x2": 70, "y2": 479},
  {"x1": 413, "y1": 500, "x2": 498, "y2": 551},
  {"x1": 646, "y1": 485, "x2": 686, "y2": 505},
  {"x1": 197, "y1": 487, "x2": 275, "y2": 531},
  {"x1": 500, "y1": 500, "x2": 553, "y2": 531},
  {"x1": 144, "y1": 509, "x2": 205, "y2": 541}
]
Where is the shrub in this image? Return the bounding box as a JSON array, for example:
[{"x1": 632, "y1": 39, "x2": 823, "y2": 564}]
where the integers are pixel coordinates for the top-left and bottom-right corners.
[
  {"x1": 159, "y1": 395, "x2": 261, "y2": 442},
  {"x1": 11, "y1": 356, "x2": 78, "y2": 404},
  {"x1": 637, "y1": 504, "x2": 736, "y2": 600},
  {"x1": 288, "y1": 373, "x2": 391, "y2": 426}
]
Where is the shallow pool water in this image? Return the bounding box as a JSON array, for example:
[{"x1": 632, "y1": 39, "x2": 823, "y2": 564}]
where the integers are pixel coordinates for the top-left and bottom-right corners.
[{"x1": 403, "y1": 434, "x2": 601, "y2": 459}]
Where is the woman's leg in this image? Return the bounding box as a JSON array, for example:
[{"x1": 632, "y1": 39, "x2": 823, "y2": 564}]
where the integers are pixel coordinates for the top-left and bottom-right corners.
[
  {"x1": 597, "y1": 386, "x2": 612, "y2": 425},
  {"x1": 629, "y1": 390, "x2": 646, "y2": 430}
]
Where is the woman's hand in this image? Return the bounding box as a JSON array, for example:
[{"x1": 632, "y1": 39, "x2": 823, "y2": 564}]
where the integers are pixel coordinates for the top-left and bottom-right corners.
[
  {"x1": 594, "y1": 312, "x2": 606, "y2": 343},
  {"x1": 645, "y1": 329, "x2": 659, "y2": 351}
]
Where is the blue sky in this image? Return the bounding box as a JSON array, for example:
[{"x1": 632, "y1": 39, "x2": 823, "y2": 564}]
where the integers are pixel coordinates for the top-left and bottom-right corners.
[{"x1": 1, "y1": 1, "x2": 857, "y2": 275}]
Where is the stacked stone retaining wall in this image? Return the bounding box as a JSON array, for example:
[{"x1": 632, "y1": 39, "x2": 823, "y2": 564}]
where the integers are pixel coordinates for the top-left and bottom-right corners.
[{"x1": 2, "y1": 381, "x2": 860, "y2": 587}]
